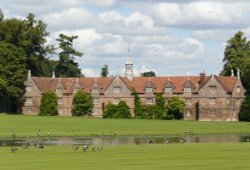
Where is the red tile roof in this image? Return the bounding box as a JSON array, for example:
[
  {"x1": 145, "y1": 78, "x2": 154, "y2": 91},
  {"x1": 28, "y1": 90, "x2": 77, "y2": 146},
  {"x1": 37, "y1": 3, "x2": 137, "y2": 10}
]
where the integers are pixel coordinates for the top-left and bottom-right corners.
[{"x1": 32, "y1": 75, "x2": 238, "y2": 94}]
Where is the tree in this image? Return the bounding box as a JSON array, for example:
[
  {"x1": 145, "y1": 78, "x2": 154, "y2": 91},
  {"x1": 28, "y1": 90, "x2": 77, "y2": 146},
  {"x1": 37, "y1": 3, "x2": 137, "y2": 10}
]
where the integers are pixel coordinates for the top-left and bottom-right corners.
[
  {"x1": 221, "y1": 31, "x2": 248, "y2": 75},
  {"x1": 221, "y1": 31, "x2": 250, "y2": 94},
  {"x1": 141, "y1": 71, "x2": 156, "y2": 77},
  {"x1": 100, "y1": 65, "x2": 109, "y2": 77},
  {"x1": 0, "y1": 10, "x2": 3, "y2": 21},
  {"x1": 155, "y1": 93, "x2": 166, "y2": 119},
  {"x1": 141, "y1": 105, "x2": 158, "y2": 119},
  {"x1": 0, "y1": 13, "x2": 54, "y2": 77},
  {"x1": 132, "y1": 88, "x2": 143, "y2": 118},
  {"x1": 103, "y1": 103, "x2": 117, "y2": 118},
  {"x1": 115, "y1": 101, "x2": 131, "y2": 118},
  {"x1": 72, "y1": 90, "x2": 93, "y2": 116},
  {"x1": 0, "y1": 42, "x2": 27, "y2": 112},
  {"x1": 55, "y1": 33, "x2": 83, "y2": 77},
  {"x1": 103, "y1": 101, "x2": 131, "y2": 119},
  {"x1": 39, "y1": 91, "x2": 58, "y2": 116},
  {"x1": 165, "y1": 96, "x2": 185, "y2": 120},
  {"x1": 239, "y1": 96, "x2": 250, "y2": 121}
]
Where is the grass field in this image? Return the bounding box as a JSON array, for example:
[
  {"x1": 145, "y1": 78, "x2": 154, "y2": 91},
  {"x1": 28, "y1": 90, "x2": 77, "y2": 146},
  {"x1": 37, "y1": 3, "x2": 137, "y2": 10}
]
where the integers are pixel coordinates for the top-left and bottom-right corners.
[
  {"x1": 0, "y1": 114, "x2": 250, "y2": 137},
  {"x1": 1, "y1": 143, "x2": 250, "y2": 170}
]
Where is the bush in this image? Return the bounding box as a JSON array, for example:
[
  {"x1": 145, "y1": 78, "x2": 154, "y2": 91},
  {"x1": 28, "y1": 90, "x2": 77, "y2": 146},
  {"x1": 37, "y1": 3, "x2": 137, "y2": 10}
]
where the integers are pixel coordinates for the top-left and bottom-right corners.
[
  {"x1": 72, "y1": 90, "x2": 93, "y2": 116},
  {"x1": 39, "y1": 91, "x2": 58, "y2": 116},
  {"x1": 239, "y1": 96, "x2": 250, "y2": 121},
  {"x1": 165, "y1": 96, "x2": 185, "y2": 120},
  {"x1": 103, "y1": 101, "x2": 131, "y2": 119}
]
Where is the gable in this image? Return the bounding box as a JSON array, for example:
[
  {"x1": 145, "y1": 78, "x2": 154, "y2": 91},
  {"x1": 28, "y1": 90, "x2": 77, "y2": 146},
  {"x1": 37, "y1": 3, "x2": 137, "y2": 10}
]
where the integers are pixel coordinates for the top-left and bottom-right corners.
[
  {"x1": 199, "y1": 75, "x2": 228, "y2": 97},
  {"x1": 104, "y1": 76, "x2": 132, "y2": 97}
]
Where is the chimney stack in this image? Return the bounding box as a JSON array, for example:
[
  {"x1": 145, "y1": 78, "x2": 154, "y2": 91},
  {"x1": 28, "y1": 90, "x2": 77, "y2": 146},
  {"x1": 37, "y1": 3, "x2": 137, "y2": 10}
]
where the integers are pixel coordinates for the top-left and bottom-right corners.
[
  {"x1": 28, "y1": 70, "x2": 31, "y2": 78},
  {"x1": 231, "y1": 69, "x2": 234, "y2": 77},
  {"x1": 52, "y1": 71, "x2": 55, "y2": 78},
  {"x1": 199, "y1": 71, "x2": 205, "y2": 84}
]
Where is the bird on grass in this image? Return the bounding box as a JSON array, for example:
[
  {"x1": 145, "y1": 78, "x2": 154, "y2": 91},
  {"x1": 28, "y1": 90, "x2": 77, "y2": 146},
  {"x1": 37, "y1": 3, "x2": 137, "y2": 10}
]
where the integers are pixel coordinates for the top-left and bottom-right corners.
[
  {"x1": 97, "y1": 147, "x2": 103, "y2": 151},
  {"x1": 82, "y1": 145, "x2": 89, "y2": 152},
  {"x1": 73, "y1": 146, "x2": 79, "y2": 150},
  {"x1": 10, "y1": 147, "x2": 18, "y2": 153}
]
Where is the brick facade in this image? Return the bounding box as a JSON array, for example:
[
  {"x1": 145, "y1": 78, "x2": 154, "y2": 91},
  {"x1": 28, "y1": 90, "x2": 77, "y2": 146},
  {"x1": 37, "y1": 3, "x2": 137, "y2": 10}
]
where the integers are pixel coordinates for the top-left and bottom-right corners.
[{"x1": 21, "y1": 72, "x2": 245, "y2": 121}]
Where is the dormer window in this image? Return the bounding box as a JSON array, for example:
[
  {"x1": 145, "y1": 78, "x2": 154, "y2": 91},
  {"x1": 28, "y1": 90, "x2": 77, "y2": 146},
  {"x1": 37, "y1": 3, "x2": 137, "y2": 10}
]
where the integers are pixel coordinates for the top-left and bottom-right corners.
[
  {"x1": 92, "y1": 87, "x2": 99, "y2": 94},
  {"x1": 184, "y1": 87, "x2": 192, "y2": 93},
  {"x1": 113, "y1": 87, "x2": 121, "y2": 93},
  {"x1": 145, "y1": 87, "x2": 153, "y2": 93},
  {"x1": 209, "y1": 86, "x2": 217, "y2": 93},
  {"x1": 165, "y1": 87, "x2": 172, "y2": 93}
]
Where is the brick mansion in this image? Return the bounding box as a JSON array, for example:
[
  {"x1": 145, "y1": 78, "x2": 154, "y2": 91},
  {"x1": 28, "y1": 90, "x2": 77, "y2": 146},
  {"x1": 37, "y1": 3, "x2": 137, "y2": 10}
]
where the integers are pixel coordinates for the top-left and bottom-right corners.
[{"x1": 22, "y1": 58, "x2": 245, "y2": 121}]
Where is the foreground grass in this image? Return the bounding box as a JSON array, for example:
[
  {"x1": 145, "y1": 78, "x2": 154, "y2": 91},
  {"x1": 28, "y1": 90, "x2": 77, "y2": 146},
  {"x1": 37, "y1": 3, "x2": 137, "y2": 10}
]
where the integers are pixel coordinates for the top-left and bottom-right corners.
[
  {"x1": 0, "y1": 114, "x2": 250, "y2": 137},
  {"x1": 1, "y1": 143, "x2": 250, "y2": 170}
]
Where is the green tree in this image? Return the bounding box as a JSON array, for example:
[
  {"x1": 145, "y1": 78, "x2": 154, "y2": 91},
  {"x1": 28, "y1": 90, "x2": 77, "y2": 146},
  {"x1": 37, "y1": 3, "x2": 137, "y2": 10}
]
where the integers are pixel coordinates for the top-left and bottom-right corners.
[
  {"x1": 0, "y1": 42, "x2": 27, "y2": 112},
  {"x1": 141, "y1": 71, "x2": 156, "y2": 77},
  {"x1": 72, "y1": 90, "x2": 93, "y2": 116},
  {"x1": 155, "y1": 93, "x2": 166, "y2": 119},
  {"x1": 55, "y1": 33, "x2": 83, "y2": 77},
  {"x1": 239, "y1": 96, "x2": 250, "y2": 121},
  {"x1": 115, "y1": 101, "x2": 131, "y2": 118},
  {"x1": 0, "y1": 13, "x2": 54, "y2": 77},
  {"x1": 103, "y1": 103, "x2": 117, "y2": 118},
  {"x1": 221, "y1": 31, "x2": 250, "y2": 94},
  {"x1": 39, "y1": 91, "x2": 58, "y2": 116},
  {"x1": 141, "y1": 105, "x2": 158, "y2": 119},
  {"x1": 165, "y1": 96, "x2": 185, "y2": 120},
  {"x1": 100, "y1": 65, "x2": 109, "y2": 77},
  {"x1": 132, "y1": 88, "x2": 143, "y2": 118},
  {"x1": 0, "y1": 10, "x2": 3, "y2": 21},
  {"x1": 103, "y1": 101, "x2": 131, "y2": 119}
]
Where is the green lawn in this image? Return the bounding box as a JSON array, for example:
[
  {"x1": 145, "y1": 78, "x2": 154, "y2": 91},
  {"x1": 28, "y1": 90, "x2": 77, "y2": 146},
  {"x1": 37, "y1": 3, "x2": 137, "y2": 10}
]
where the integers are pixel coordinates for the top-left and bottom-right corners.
[
  {"x1": 0, "y1": 114, "x2": 250, "y2": 137},
  {"x1": 1, "y1": 143, "x2": 250, "y2": 170}
]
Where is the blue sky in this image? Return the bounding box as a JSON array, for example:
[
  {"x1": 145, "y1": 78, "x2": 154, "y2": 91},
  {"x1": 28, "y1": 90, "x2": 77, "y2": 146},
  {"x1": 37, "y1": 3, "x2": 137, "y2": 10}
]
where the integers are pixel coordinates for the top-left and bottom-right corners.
[{"x1": 1, "y1": 0, "x2": 250, "y2": 77}]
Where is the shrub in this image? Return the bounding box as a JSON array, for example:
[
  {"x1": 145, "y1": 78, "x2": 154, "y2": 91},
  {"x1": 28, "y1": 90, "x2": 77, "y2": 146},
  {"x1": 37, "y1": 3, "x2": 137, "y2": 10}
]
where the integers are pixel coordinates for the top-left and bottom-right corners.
[
  {"x1": 239, "y1": 96, "x2": 250, "y2": 121},
  {"x1": 72, "y1": 90, "x2": 93, "y2": 116},
  {"x1": 39, "y1": 91, "x2": 58, "y2": 116},
  {"x1": 103, "y1": 101, "x2": 131, "y2": 119}
]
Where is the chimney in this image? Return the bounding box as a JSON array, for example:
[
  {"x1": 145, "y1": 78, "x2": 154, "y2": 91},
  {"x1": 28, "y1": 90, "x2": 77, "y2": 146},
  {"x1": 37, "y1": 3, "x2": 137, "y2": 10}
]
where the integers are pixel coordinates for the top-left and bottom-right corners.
[
  {"x1": 52, "y1": 71, "x2": 55, "y2": 78},
  {"x1": 28, "y1": 70, "x2": 31, "y2": 78},
  {"x1": 231, "y1": 69, "x2": 234, "y2": 77},
  {"x1": 199, "y1": 71, "x2": 205, "y2": 84},
  {"x1": 237, "y1": 69, "x2": 240, "y2": 79}
]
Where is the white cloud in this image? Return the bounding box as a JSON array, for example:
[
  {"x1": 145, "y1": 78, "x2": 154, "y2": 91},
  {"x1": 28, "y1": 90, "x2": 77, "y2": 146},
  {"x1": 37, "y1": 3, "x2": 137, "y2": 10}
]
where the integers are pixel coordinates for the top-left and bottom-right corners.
[
  {"x1": 150, "y1": 1, "x2": 250, "y2": 28},
  {"x1": 81, "y1": 68, "x2": 97, "y2": 77},
  {"x1": 84, "y1": 0, "x2": 117, "y2": 8},
  {"x1": 42, "y1": 8, "x2": 95, "y2": 31}
]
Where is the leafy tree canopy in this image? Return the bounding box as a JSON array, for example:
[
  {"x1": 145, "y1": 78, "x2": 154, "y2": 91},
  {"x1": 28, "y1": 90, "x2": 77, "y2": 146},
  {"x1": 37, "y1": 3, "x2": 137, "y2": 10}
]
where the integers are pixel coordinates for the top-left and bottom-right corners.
[
  {"x1": 239, "y1": 96, "x2": 250, "y2": 121},
  {"x1": 72, "y1": 90, "x2": 93, "y2": 116},
  {"x1": 39, "y1": 91, "x2": 58, "y2": 116},
  {"x1": 103, "y1": 101, "x2": 131, "y2": 119},
  {"x1": 100, "y1": 65, "x2": 109, "y2": 77},
  {"x1": 141, "y1": 71, "x2": 156, "y2": 77},
  {"x1": 221, "y1": 31, "x2": 250, "y2": 94},
  {"x1": 165, "y1": 96, "x2": 185, "y2": 120},
  {"x1": 55, "y1": 33, "x2": 83, "y2": 77}
]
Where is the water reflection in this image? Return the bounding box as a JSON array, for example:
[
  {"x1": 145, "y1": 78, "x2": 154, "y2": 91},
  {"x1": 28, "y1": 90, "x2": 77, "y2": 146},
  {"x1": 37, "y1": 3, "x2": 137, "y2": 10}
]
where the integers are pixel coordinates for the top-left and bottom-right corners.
[{"x1": 1, "y1": 134, "x2": 250, "y2": 146}]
